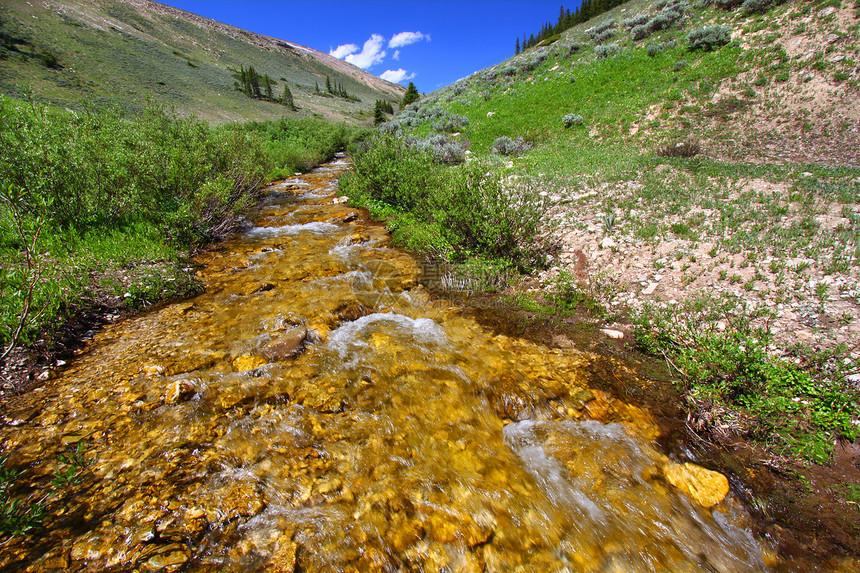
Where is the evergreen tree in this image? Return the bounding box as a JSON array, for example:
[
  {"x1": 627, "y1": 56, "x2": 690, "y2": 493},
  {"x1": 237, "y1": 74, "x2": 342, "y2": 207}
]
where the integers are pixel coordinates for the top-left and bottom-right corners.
[
  {"x1": 263, "y1": 75, "x2": 273, "y2": 100},
  {"x1": 246, "y1": 65, "x2": 261, "y2": 97},
  {"x1": 374, "y1": 100, "x2": 386, "y2": 125},
  {"x1": 401, "y1": 81, "x2": 420, "y2": 107},
  {"x1": 315, "y1": 80, "x2": 320, "y2": 94},
  {"x1": 281, "y1": 85, "x2": 296, "y2": 110},
  {"x1": 325, "y1": 75, "x2": 333, "y2": 94},
  {"x1": 515, "y1": 37, "x2": 520, "y2": 55}
]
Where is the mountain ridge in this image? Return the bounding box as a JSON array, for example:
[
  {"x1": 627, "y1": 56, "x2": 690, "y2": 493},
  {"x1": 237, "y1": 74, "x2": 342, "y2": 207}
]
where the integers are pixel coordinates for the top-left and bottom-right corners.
[{"x1": 1, "y1": 0, "x2": 405, "y2": 123}]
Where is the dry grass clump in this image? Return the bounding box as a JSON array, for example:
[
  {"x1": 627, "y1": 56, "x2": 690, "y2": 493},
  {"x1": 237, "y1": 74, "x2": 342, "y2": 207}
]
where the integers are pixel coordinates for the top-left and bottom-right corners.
[{"x1": 657, "y1": 139, "x2": 702, "y2": 158}]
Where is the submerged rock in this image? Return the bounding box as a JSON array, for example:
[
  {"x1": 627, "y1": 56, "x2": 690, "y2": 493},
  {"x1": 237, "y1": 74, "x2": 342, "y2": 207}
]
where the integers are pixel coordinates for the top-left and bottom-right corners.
[
  {"x1": 262, "y1": 327, "x2": 309, "y2": 361},
  {"x1": 164, "y1": 380, "x2": 196, "y2": 404},
  {"x1": 232, "y1": 354, "x2": 268, "y2": 372}
]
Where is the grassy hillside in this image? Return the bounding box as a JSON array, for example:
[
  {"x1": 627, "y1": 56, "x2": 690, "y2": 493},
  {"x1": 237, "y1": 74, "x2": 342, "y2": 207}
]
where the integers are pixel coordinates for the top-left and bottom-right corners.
[
  {"x1": 344, "y1": 0, "x2": 860, "y2": 563},
  {"x1": 0, "y1": 0, "x2": 404, "y2": 124}
]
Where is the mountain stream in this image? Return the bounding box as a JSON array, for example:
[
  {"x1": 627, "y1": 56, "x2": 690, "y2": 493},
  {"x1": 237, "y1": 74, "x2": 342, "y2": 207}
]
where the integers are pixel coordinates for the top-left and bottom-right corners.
[{"x1": 0, "y1": 158, "x2": 776, "y2": 572}]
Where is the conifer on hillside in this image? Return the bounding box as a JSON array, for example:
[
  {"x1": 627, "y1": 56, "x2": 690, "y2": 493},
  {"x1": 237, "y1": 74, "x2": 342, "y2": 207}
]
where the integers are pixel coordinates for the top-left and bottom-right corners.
[{"x1": 401, "y1": 82, "x2": 420, "y2": 107}]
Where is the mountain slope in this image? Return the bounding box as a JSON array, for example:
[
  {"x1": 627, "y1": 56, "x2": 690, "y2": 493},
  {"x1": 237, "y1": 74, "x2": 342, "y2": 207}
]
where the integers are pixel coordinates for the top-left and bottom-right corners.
[
  {"x1": 353, "y1": 0, "x2": 859, "y2": 565},
  {"x1": 0, "y1": 0, "x2": 404, "y2": 123}
]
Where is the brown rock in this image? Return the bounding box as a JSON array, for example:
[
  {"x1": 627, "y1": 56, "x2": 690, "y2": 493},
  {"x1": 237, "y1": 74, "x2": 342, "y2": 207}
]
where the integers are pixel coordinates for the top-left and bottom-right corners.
[
  {"x1": 334, "y1": 301, "x2": 373, "y2": 322},
  {"x1": 664, "y1": 462, "x2": 730, "y2": 508},
  {"x1": 143, "y1": 545, "x2": 189, "y2": 571},
  {"x1": 164, "y1": 380, "x2": 196, "y2": 404},
  {"x1": 262, "y1": 328, "x2": 308, "y2": 361}
]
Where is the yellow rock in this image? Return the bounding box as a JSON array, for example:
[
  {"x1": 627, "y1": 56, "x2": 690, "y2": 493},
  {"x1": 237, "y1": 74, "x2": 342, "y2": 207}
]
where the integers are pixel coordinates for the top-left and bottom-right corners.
[
  {"x1": 664, "y1": 462, "x2": 730, "y2": 508},
  {"x1": 268, "y1": 540, "x2": 297, "y2": 573},
  {"x1": 232, "y1": 354, "x2": 268, "y2": 372}
]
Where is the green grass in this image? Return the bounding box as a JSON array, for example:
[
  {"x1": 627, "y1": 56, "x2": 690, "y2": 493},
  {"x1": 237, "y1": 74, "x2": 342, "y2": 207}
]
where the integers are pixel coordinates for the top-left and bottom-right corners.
[
  {"x1": 0, "y1": 95, "x2": 360, "y2": 355},
  {"x1": 632, "y1": 294, "x2": 858, "y2": 463}
]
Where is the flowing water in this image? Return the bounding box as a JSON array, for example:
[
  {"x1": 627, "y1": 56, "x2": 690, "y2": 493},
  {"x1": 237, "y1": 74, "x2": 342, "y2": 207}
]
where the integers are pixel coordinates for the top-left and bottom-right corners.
[{"x1": 0, "y1": 158, "x2": 775, "y2": 572}]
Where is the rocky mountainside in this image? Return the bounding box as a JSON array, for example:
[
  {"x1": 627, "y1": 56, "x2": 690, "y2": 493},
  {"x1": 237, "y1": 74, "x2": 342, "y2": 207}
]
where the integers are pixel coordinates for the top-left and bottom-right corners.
[{"x1": 0, "y1": 0, "x2": 404, "y2": 123}]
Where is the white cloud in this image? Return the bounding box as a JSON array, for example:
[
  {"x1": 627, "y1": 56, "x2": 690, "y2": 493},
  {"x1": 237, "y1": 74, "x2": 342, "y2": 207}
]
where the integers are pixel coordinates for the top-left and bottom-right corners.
[
  {"x1": 343, "y1": 34, "x2": 386, "y2": 69},
  {"x1": 380, "y1": 69, "x2": 416, "y2": 84},
  {"x1": 389, "y1": 31, "x2": 430, "y2": 49},
  {"x1": 393, "y1": 50, "x2": 401, "y2": 61},
  {"x1": 329, "y1": 43, "x2": 359, "y2": 59}
]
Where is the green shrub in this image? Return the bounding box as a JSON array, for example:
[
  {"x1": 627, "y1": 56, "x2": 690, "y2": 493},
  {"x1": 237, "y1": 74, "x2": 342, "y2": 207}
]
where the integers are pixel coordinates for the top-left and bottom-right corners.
[
  {"x1": 441, "y1": 164, "x2": 554, "y2": 269},
  {"x1": 631, "y1": 25, "x2": 651, "y2": 41},
  {"x1": 647, "y1": 42, "x2": 667, "y2": 57},
  {"x1": 741, "y1": 0, "x2": 775, "y2": 13},
  {"x1": 622, "y1": 14, "x2": 650, "y2": 28},
  {"x1": 593, "y1": 29, "x2": 616, "y2": 44},
  {"x1": 687, "y1": 25, "x2": 732, "y2": 51},
  {"x1": 492, "y1": 136, "x2": 532, "y2": 156},
  {"x1": 341, "y1": 137, "x2": 555, "y2": 270},
  {"x1": 595, "y1": 43, "x2": 621, "y2": 59},
  {"x1": 518, "y1": 53, "x2": 548, "y2": 72},
  {"x1": 587, "y1": 18, "x2": 616, "y2": 40},
  {"x1": 39, "y1": 50, "x2": 60, "y2": 69},
  {"x1": 562, "y1": 113, "x2": 584, "y2": 127},
  {"x1": 0, "y1": 98, "x2": 267, "y2": 242},
  {"x1": 409, "y1": 134, "x2": 467, "y2": 164},
  {"x1": 431, "y1": 112, "x2": 469, "y2": 132},
  {"x1": 341, "y1": 135, "x2": 439, "y2": 213},
  {"x1": 649, "y1": 14, "x2": 672, "y2": 32}
]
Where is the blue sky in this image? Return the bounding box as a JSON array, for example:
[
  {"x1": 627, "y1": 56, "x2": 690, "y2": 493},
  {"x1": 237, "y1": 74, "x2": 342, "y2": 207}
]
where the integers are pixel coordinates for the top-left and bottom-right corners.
[{"x1": 157, "y1": 1, "x2": 574, "y2": 91}]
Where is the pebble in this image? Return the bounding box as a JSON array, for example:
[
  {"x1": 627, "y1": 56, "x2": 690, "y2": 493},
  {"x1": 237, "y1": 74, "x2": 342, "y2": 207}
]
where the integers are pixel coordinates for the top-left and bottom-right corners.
[{"x1": 600, "y1": 329, "x2": 624, "y2": 339}]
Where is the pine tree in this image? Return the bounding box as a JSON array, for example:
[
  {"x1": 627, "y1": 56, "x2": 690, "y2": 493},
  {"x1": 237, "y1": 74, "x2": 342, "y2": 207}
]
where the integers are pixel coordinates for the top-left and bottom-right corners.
[
  {"x1": 401, "y1": 81, "x2": 420, "y2": 107},
  {"x1": 374, "y1": 100, "x2": 386, "y2": 125},
  {"x1": 263, "y1": 75, "x2": 273, "y2": 100},
  {"x1": 246, "y1": 65, "x2": 261, "y2": 97},
  {"x1": 238, "y1": 65, "x2": 251, "y2": 96},
  {"x1": 325, "y1": 75, "x2": 333, "y2": 94},
  {"x1": 281, "y1": 85, "x2": 296, "y2": 110},
  {"x1": 315, "y1": 80, "x2": 320, "y2": 94},
  {"x1": 515, "y1": 38, "x2": 520, "y2": 55}
]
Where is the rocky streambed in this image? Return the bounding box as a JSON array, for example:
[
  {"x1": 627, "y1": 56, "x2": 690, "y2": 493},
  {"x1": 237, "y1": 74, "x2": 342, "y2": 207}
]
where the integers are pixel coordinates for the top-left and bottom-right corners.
[{"x1": 0, "y1": 157, "x2": 778, "y2": 571}]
